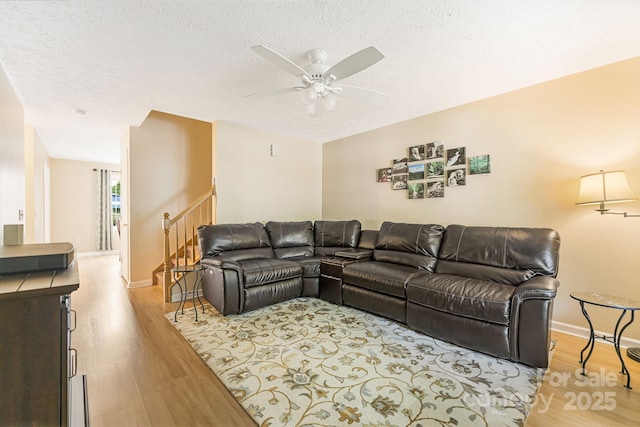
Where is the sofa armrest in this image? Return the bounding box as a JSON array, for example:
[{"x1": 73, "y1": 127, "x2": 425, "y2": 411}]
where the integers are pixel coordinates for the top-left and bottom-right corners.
[
  {"x1": 199, "y1": 255, "x2": 244, "y2": 315},
  {"x1": 512, "y1": 275, "x2": 559, "y2": 301},
  {"x1": 334, "y1": 248, "x2": 373, "y2": 261},
  {"x1": 509, "y1": 275, "x2": 559, "y2": 368},
  {"x1": 200, "y1": 255, "x2": 242, "y2": 272}
]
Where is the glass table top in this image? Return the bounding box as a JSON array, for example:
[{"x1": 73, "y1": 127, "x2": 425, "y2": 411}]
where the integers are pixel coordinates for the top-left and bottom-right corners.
[{"x1": 570, "y1": 292, "x2": 640, "y2": 310}]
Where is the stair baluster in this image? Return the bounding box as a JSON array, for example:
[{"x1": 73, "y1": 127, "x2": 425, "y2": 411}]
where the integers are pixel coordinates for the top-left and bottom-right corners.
[{"x1": 161, "y1": 184, "x2": 216, "y2": 302}]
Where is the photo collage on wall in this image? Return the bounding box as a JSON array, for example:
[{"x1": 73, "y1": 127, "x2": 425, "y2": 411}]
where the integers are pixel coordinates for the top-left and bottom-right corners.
[{"x1": 377, "y1": 141, "x2": 491, "y2": 199}]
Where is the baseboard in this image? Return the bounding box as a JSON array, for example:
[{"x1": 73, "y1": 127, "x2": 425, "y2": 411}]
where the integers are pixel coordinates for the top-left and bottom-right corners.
[
  {"x1": 77, "y1": 250, "x2": 119, "y2": 257},
  {"x1": 552, "y1": 320, "x2": 640, "y2": 349},
  {"x1": 126, "y1": 279, "x2": 152, "y2": 289}
]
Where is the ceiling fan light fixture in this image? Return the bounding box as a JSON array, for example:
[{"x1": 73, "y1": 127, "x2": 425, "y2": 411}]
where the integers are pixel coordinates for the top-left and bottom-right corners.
[
  {"x1": 301, "y1": 89, "x2": 317, "y2": 105},
  {"x1": 250, "y1": 44, "x2": 386, "y2": 116},
  {"x1": 306, "y1": 100, "x2": 317, "y2": 116},
  {"x1": 323, "y1": 92, "x2": 337, "y2": 111}
]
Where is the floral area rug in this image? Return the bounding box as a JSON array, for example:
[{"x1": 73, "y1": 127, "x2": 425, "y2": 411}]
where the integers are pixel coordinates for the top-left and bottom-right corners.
[{"x1": 166, "y1": 298, "x2": 546, "y2": 426}]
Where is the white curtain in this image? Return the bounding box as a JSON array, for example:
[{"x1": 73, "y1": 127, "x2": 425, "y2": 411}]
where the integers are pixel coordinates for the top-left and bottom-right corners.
[{"x1": 96, "y1": 169, "x2": 113, "y2": 250}]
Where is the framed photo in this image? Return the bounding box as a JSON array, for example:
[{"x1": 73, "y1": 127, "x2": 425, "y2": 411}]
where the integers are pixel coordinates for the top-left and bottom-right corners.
[
  {"x1": 469, "y1": 155, "x2": 491, "y2": 175},
  {"x1": 446, "y1": 168, "x2": 466, "y2": 186},
  {"x1": 408, "y1": 182, "x2": 425, "y2": 199},
  {"x1": 408, "y1": 163, "x2": 425, "y2": 180},
  {"x1": 392, "y1": 158, "x2": 408, "y2": 174},
  {"x1": 446, "y1": 147, "x2": 466, "y2": 167},
  {"x1": 377, "y1": 167, "x2": 392, "y2": 182},
  {"x1": 392, "y1": 174, "x2": 407, "y2": 190},
  {"x1": 426, "y1": 141, "x2": 444, "y2": 159},
  {"x1": 426, "y1": 180, "x2": 444, "y2": 198},
  {"x1": 426, "y1": 160, "x2": 444, "y2": 178},
  {"x1": 409, "y1": 144, "x2": 426, "y2": 161}
]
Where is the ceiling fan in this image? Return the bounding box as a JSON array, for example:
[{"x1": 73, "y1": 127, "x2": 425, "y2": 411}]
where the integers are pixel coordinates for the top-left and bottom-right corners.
[{"x1": 248, "y1": 45, "x2": 386, "y2": 117}]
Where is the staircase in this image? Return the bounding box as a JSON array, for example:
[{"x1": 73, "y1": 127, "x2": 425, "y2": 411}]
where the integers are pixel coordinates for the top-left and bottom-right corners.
[
  {"x1": 152, "y1": 237, "x2": 200, "y2": 292},
  {"x1": 157, "y1": 184, "x2": 216, "y2": 302}
]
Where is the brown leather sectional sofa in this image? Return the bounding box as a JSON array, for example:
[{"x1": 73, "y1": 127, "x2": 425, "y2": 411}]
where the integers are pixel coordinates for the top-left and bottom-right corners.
[{"x1": 197, "y1": 220, "x2": 560, "y2": 368}]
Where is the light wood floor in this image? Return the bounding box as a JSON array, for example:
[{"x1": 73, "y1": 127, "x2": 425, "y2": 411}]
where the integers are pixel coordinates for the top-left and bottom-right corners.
[{"x1": 73, "y1": 254, "x2": 640, "y2": 426}]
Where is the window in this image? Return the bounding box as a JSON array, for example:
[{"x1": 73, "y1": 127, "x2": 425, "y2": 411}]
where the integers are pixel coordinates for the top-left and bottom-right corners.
[{"x1": 111, "y1": 175, "x2": 121, "y2": 229}]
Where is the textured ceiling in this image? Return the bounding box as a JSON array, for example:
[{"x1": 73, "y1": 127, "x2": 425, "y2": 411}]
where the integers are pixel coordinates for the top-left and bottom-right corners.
[{"x1": 0, "y1": 1, "x2": 639, "y2": 164}]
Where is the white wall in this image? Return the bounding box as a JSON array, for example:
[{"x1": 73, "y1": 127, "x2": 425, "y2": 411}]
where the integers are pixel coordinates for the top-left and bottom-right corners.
[
  {"x1": 50, "y1": 158, "x2": 119, "y2": 253},
  {"x1": 0, "y1": 63, "x2": 25, "y2": 244},
  {"x1": 215, "y1": 121, "x2": 322, "y2": 223},
  {"x1": 128, "y1": 111, "x2": 212, "y2": 284},
  {"x1": 24, "y1": 125, "x2": 50, "y2": 243},
  {"x1": 323, "y1": 57, "x2": 640, "y2": 341}
]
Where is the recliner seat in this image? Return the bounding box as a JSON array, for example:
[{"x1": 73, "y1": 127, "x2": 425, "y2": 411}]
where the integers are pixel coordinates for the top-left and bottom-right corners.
[
  {"x1": 342, "y1": 222, "x2": 444, "y2": 322},
  {"x1": 403, "y1": 224, "x2": 560, "y2": 367},
  {"x1": 198, "y1": 220, "x2": 361, "y2": 314}
]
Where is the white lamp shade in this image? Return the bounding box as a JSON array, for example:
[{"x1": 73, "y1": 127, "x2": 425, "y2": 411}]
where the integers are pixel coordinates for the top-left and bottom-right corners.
[
  {"x1": 301, "y1": 89, "x2": 316, "y2": 105},
  {"x1": 576, "y1": 170, "x2": 637, "y2": 206},
  {"x1": 323, "y1": 92, "x2": 337, "y2": 111}
]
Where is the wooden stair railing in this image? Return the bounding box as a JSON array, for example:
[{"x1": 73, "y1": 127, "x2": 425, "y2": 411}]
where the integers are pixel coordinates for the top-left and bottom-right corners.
[{"x1": 161, "y1": 184, "x2": 216, "y2": 302}]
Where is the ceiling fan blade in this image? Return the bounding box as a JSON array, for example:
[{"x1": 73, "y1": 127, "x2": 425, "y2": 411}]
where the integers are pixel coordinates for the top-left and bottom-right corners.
[
  {"x1": 323, "y1": 46, "x2": 384, "y2": 82},
  {"x1": 245, "y1": 86, "x2": 304, "y2": 98},
  {"x1": 251, "y1": 45, "x2": 311, "y2": 79},
  {"x1": 334, "y1": 84, "x2": 388, "y2": 102}
]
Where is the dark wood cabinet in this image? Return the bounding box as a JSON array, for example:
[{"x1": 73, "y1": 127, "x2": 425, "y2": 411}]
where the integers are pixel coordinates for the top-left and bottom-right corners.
[{"x1": 0, "y1": 261, "x2": 79, "y2": 426}]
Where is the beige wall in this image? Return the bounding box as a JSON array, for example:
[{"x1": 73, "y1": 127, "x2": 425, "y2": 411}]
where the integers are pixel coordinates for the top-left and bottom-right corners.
[
  {"x1": 50, "y1": 159, "x2": 119, "y2": 252},
  {"x1": 323, "y1": 57, "x2": 640, "y2": 341},
  {"x1": 24, "y1": 125, "x2": 50, "y2": 243},
  {"x1": 0, "y1": 63, "x2": 25, "y2": 244},
  {"x1": 215, "y1": 121, "x2": 322, "y2": 223},
  {"x1": 128, "y1": 111, "x2": 212, "y2": 284}
]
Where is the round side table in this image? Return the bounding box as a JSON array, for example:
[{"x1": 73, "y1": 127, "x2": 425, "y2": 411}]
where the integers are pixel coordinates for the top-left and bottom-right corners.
[
  {"x1": 570, "y1": 292, "x2": 640, "y2": 389},
  {"x1": 172, "y1": 264, "x2": 206, "y2": 322}
]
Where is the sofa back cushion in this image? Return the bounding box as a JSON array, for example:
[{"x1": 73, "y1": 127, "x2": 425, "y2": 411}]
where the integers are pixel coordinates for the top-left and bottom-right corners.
[
  {"x1": 314, "y1": 220, "x2": 361, "y2": 256},
  {"x1": 197, "y1": 222, "x2": 274, "y2": 261},
  {"x1": 435, "y1": 260, "x2": 536, "y2": 285},
  {"x1": 358, "y1": 230, "x2": 379, "y2": 250},
  {"x1": 438, "y1": 224, "x2": 560, "y2": 278},
  {"x1": 373, "y1": 222, "x2": 445, "y2": 271},
  {"x1": 265, "y1": 221, "x2": 314, "y2": 259}
]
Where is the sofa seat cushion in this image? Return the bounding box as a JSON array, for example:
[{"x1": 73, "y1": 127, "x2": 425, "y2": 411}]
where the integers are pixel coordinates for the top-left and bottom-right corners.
[
  {"x1": 406, "y1": 274, "x2": 515, "y2": 325},
  {"x1": 286, "y1": 255, "x2": 323, "y2": 278},
  {"x1": 240, "y1": 258, "x2": 303, "y2": 288},
  {"x1": 342, "y1": 261, "x2": 429, "y2": 298}
]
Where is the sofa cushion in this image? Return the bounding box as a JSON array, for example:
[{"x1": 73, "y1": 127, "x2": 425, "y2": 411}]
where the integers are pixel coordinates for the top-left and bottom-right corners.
[
  {"x1": 198, "y1": 222, "x2": 273, "y2": 259},
  {"x1": 439, "y1": 225, "x2": 560, "y2": 277},
  {"x1": 240, "y1": 258, "x2": 303, "y2": 288},
  {"x1": 406, "y1": 274, "x2": 515, "y2": 325},
  {"x1": 373, "y1": 222, "x2": 444, "y2": 270},
  {"x1": 265, "y1": 221, "x2": 315, "y2": 259},
  {"x1": 314, "y1": 220, "x2": 361, "y2": 255},
  {"x1": 342, "y1": 261, "x2": 429, "y2": 298},
  {"x1": 285, "y1": 255, "x2": 323, "y2": 278},
  {"x1": 435, "y1": 259, "x2": 536, "y2": 285},
  {"x1": 244, "y1": 278, "x2": 303, "y2": 312},
  {"x1": 357, "y1": 230, "x2": 379, "y2": 250}
]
